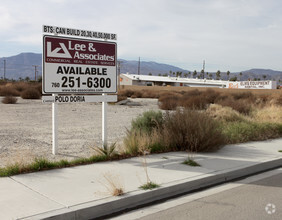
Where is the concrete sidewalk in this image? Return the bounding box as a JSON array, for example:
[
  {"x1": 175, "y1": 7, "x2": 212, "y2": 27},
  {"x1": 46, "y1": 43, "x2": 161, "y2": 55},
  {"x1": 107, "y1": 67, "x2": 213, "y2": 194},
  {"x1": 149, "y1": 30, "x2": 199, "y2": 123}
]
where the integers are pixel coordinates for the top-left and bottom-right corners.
[{"x1": 1, "y1": 138, "x2": 282, "y2": 220}]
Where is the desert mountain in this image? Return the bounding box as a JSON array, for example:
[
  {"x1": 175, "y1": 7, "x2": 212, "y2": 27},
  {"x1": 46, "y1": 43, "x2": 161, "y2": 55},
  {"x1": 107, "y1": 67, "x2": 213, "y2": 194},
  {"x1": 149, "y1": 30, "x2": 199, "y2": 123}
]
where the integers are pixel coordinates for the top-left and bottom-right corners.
[{"x1": 0, "y1": 53, "x2": 281, "y2": 82}]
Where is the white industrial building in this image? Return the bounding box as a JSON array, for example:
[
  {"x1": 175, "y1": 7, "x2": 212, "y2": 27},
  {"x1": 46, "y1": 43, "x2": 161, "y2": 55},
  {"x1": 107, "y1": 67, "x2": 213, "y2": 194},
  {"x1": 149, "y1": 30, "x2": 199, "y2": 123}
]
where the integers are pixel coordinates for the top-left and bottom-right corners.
[{"x1": 120, "y1": 73, "x2": 228, "y2": 88}]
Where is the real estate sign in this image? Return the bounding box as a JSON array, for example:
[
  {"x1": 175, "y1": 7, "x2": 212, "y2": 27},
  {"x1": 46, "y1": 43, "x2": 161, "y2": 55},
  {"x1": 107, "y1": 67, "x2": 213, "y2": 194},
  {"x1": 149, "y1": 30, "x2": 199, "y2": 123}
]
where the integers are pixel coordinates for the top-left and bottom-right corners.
[{"x1": 43, "y1": 35, "x2": 117, "y2": 94}]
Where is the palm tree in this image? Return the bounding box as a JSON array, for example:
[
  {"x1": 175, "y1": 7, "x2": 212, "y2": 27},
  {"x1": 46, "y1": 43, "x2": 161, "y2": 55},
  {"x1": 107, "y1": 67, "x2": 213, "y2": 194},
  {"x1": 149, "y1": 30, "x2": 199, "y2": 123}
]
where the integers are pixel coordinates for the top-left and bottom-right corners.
[
  {"x1": 263, "y1": 75, "x2": 267, "y2": 80},
  {"x1": 188, "y1": 71, "x2": 191, "y2": 78},
  {"x1": 193, "y1": 70, "x2": 197, "y2": 79},
  {"x1": 176, "y1": 71, "x2": 182, "y2": 78},
  {"x1": 226, "y1": 70, "x2": 230, "y2": 80},
  {"x1": 239, "y1": 72, "x2": 243, "y2": 81},
  {"x1": 216, "y1": 70, "x2": 221, "y2": 80},
  {"x1": 200, "y1": 69, "x2": 205, "y2": 79}
]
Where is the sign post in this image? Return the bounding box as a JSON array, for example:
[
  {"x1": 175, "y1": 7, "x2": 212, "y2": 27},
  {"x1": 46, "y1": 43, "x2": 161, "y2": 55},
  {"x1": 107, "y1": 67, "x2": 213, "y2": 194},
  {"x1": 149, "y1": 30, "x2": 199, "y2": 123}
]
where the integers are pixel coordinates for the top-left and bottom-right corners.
[
  {"x1": 52, "y1": 94, "x2": 58, "y2": 154},
  {"x1": 42, "y1": 25, "x2": 117, "y2": 155},
  {"x1": 102, "y1": 94, "x2": 107, "y2": 148}
]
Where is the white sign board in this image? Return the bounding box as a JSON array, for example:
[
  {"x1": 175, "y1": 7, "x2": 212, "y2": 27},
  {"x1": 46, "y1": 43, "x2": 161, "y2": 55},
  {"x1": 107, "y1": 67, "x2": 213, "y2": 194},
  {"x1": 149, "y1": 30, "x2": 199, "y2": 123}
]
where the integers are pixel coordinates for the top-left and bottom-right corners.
[
  {"x1": 227, "y1": 81, "x2": 277, "y2": 89},
  {"x1": 43, "y1": 25, "x2": 117, "y2": 40},
  {"x1": 43, "y1": 35, "x2": 117, "y2": 94},
  {"x1": 42, "y1": 95, "x2": 117, "y2": 103}
]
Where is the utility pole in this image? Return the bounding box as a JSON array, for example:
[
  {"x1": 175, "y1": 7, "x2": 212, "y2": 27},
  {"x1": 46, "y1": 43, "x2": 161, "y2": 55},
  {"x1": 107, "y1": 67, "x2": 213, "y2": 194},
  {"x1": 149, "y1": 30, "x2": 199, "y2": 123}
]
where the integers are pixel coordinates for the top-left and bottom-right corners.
[
  {"x1": 3, "y1": 59, "x2": 6, "y2": 80},
  {"x1": 117, "y1": 60, "x2": 122, "y2": 90},
  {"x1": 138, "y1": 57, "x2": 140, "y2": 75},
  {"x1": 201, "y1": 60, "x2": 205, "y2": 79},
  {"x1": 32, "y1": 65, "x2": 38, "y2": 81}
]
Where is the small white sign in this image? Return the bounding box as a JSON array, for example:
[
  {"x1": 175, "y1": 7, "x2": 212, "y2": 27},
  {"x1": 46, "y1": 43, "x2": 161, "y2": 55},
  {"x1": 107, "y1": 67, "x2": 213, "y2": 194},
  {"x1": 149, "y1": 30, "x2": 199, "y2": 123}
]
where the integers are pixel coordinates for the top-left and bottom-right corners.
[
  {"x1": 42, "y1": 25, "x2": 117, "y2": 40},
  {"x1": 227, "y1": 81, "x2": 277, "y2": 89},
  {"x1": 42, "y1": 95, "x2": 117, "y2": 103}
]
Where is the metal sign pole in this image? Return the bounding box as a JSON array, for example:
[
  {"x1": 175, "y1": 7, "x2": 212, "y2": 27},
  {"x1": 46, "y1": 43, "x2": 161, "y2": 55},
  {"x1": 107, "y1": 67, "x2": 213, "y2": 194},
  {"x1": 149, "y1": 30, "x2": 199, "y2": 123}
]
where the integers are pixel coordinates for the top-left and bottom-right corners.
[
  {"x1": 52, "y1": 94, "x2": 58, "y2": 155},
  {"x1": 102, "y1": 93, "x2": 107, "y2": 149}
]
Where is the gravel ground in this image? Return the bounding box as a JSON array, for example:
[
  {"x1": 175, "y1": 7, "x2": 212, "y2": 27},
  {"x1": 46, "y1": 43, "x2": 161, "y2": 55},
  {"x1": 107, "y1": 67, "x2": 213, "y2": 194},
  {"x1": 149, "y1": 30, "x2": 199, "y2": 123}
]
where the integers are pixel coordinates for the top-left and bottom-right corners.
[{"x1": 0, "y1": 97, "x2": 159, "y2": 167}]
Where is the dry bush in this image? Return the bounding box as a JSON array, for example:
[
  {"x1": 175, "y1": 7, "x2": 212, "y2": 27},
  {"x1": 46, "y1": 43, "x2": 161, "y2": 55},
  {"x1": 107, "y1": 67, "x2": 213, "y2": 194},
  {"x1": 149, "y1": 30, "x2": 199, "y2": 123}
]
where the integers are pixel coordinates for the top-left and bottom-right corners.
[
  {"x1": 253, "y1": 105, "x2": 282, "y2": 123},
  {"x1": 2, "y1": 96, "x2": 17, "y2": 104},
  {"x1": 101, "y1": 172, "x2": 124, "y2": 196},
  {"x1": 163, "y1": 109, "x2": 226, "y2": 152},
  {"x1": 231, "y1": 91, "x2": 254, "y2": 100},
  {"x1": 181, "y1": 95, "x2": 209, "y2": 110},
  {"x1": 183, "y1": 89, "x2": 201, "y2": 96},
  {"x1": 124, "y1": 127, "x2": 168, "y2": 155},
  {"x1": 33, "y1": 83, "x2": 42, "y2": 95},
  {"x1": 117, "y1": 95, "x2": 127, "y2": 102},
  {"x1": 131, "y1": 90, "x2": 142, "y2": 98},
  {"x1": 12, "y1": 82, "x2": 29, "y2": 92},
  {"x1": 21, "y1": 88, "x2": 41, "y2": 99},
  {"x1": 255, "y1": 94, "x2": 270, "y2": 107},
  {"x1": 202, "y1": 89, "x2": 220, "y2": 103},
  {"x1": 270, "y1": 94, "x2": 282, "y2": 106},
  {"x1": 158, "y1": 92, "x2": 181, "y2": 110},
  {"x1": 141, "y1": 89, "x2": 160, "y2": 98},
  {"x1": 118, "y1": 89, "x2": 134, "y2": 97},
  {"x1": 206, "y1": 104, "x2": 247, "y2": 122},
  {"x1": 216, "y1": 97, "x2": 252, "y2": 115},
  {"x1": 0, "y1": 86, "x2": 20, "y2": 96}
]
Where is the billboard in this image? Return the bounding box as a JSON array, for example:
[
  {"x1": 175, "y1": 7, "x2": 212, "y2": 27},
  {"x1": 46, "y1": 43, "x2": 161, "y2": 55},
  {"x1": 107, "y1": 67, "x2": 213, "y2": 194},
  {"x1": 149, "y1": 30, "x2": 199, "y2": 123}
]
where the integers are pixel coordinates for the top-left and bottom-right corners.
[
  {"x1": 227, "y1": 81, "x2": 277, "y2": 89},
  {"x1": 43, "y1": 35, "x2": 117, "y2": 94}
]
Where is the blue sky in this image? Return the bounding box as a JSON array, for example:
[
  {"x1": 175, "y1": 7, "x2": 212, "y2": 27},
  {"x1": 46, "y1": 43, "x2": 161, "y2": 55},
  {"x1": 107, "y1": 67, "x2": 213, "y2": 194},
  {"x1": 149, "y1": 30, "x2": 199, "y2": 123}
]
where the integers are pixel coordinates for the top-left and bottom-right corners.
[{"x1": 1, "y1": 0, "x2": 282, "y2": 72}]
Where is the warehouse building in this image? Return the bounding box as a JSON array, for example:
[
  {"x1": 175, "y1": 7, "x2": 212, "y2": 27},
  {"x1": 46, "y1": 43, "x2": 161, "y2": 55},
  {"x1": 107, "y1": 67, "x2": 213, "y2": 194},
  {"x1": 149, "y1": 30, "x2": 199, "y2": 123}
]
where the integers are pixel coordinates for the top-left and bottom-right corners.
[{"x1": 120, "y1": 73, "x2": 228, "y2": 88}]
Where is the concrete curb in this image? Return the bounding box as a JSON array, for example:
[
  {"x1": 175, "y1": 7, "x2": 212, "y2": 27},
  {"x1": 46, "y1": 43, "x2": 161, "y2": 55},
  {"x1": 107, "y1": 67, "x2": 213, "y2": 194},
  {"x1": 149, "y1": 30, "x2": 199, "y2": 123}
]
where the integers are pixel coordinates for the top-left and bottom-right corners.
[{"x1": 26, "y1": 158, "x2": 282, "y2": 220}]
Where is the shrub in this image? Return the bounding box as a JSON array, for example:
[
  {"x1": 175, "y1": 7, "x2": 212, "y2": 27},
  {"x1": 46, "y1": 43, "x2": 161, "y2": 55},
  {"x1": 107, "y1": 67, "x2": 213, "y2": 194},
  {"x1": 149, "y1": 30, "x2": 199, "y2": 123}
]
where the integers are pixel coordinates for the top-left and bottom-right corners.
[
  {"x1": 231, "y1": 91, "x2": 255, "y2": 102},
  {"x1": 158, "y1": 92, "x2": 181, "y2": 110},
  {"x1": 12, "y1": 82, "x2": 29, "y2": 92},
  {"x1": 273, "y1": 94, "x2": 282, "y2": 106},
  {"x1": 223, "y1": 121, "x2": 282, "y2": 144},
  {"x1": 163, "y1": 109, "x2": 226, "y2": 152},
  {"x1": 34, "y1": 83, "x2": 42, "y2": 95},
  {"x1": 119, "y1": 89, "x2": 134, "y2": 97},
  {"x1": 206, "y1": 104, "x2": 246, "y2": 122},
  {"x1": 123, "y1": 130, "x2": 142, "y2": 155},
  {"x1": 141, "y1": 90, "x2": 160, "y2": 98},
  {"x1": 216, "y1": 98, "x2": 252, "y2": 115},
  {"x1": 158, "y1": 95, "x2": 179, "y2": 110},
  {"x1": 117, "y1": 95, "x2": 127, "y2": 102},
  {"x1": 21, "y1": 88, "x2": 41, "y2": 99},
  {"x1": 123, "y1": 127, "x2": 167, "y2": 155},
  {"x1": 131, "y1": 110, "x2": 163, "y2": 133},
  {"x1": 253, "y1": 105, "x2": 282, "y2": 123},
  {"x1": 131, "y1": 90, "x2": 142, "y2": 98},
  {"x1": 0, "y1": 86, "x2": 20, "y2": 96},
  {"x1": 202, "y1": 89, "x2": 220, "y2": 103},
  {"x1": 183, "y1": 89, "x2": 201, "y2": 96},
  {"x1": 181, "y1": 95, "x2": 209, "y2": 110},
  {"x1": 2, "y1": 96, "x2": 17, "y2": 104}
]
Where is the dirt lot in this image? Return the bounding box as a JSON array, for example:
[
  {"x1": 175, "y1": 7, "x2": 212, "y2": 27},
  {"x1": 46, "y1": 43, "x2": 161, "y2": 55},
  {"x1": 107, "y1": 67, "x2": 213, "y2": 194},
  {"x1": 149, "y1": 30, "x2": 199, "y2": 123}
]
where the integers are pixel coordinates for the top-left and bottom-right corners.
[{"x1": 0, "y1": 97, "x2": 159, "y2": 167}]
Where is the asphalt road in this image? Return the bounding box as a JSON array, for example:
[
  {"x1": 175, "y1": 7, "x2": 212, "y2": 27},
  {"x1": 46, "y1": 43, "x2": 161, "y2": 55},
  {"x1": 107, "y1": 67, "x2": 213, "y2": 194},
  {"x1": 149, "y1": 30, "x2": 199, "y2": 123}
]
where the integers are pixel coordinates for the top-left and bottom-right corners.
[{"x1": 111, "y1": 168, "x2": 282, "y2": 220}]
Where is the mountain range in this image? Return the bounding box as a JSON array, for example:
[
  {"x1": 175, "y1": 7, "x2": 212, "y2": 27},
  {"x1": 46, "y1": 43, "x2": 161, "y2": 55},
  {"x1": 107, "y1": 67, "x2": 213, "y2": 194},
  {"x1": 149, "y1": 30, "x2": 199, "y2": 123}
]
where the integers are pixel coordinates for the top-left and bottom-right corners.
[{"x1": 0, "y1": 53, "x2": 281, "y2": 82}]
